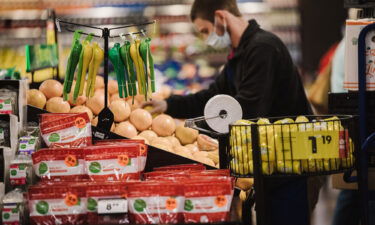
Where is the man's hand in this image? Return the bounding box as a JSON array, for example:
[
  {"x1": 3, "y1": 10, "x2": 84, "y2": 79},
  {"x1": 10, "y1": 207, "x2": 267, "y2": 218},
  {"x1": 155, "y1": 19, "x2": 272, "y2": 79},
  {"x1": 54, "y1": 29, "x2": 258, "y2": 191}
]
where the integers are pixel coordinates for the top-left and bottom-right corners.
[{"x1": 140, "y1": 99, "x2": 168, "y2": 114}]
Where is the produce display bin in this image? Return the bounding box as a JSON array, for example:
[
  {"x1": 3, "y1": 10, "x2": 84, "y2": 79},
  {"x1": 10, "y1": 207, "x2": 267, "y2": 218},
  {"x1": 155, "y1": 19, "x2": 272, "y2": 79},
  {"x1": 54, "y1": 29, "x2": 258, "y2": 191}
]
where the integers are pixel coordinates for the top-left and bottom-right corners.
[{"x1": 227, "y1": 115, "x2": 357, "y2": 178}]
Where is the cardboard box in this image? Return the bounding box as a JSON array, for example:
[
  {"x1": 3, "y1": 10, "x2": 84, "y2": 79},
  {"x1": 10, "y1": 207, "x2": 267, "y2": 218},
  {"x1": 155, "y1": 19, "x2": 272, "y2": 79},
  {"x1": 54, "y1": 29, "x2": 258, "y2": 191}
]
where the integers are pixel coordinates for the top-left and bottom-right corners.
[{"x1": 332, "y1": 169, "x2": 375, "y2": 190}]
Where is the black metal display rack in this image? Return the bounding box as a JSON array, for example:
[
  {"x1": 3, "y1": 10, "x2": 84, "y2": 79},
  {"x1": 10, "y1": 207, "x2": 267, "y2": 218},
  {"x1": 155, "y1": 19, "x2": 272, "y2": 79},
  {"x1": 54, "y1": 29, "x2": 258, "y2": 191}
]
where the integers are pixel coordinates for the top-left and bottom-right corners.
[
  {"x1": 55, "y1": 18, "x2": 155, "y2": 138},
  {"x1": 220, "y1": 115, "x2": 357, "y2": 225}
]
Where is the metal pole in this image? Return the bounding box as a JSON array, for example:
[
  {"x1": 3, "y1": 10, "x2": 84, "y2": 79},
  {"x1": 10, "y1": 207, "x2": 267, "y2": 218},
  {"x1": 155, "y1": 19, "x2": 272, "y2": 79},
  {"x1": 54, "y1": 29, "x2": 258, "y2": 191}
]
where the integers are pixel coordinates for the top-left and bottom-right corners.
[{"x1": 103, "y1": 28, "x2": 109, "y2": 109}]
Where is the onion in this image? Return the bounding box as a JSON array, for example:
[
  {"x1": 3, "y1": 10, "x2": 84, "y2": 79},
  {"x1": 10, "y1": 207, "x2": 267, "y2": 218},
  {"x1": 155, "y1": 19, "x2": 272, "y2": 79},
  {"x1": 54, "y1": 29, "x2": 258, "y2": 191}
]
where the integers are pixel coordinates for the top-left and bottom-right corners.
[
  {"x1": 110, "y1": 93, "x2": 122, "y2": 103},
  {"x1": 139, "y1": 130, "x2": 158, "y2": 142},
  {"x1": 130, "y1": 109, "x2": 152, "y2": 131},
  {"x1": 68, "y1": 82, "x2": 86, "y2": 106},
  {"x1": 39, "y1": 79, "x2": 63, "y2": 99},
  {"x1": 109, "y1": 100, "x2": 131, "y2": 122},
  {"x1": 135, "y1": 94, "x2": 145, "y2": 103},
  {"x1": 197, "y1": 134, "x2": 219, "y2": 151},
  {"x1": 46, "y1": 97, "x2": 70, "y2": 113},
  {"x1": 174, "y1": 146, "x2": 193, "y2": 159},
  {"x1": 86, "y1": 92, "x2": 108, "y2": 115},
  {"x1": 126, "y1": 98, "x2": 139, "y2": 111},
  {"x1": 132, "y1": 136, "x2": 149, "y2": 145},
  {"x1": 91, "y1": 117, "x2": 115, "y2": 131},
  {"x1": 193, "y1": 152, "x2": 215, "y2": 167},
  {"x1": 95, "y1": 76, "x2": 104, "y2": 90},
  {"x1": 114, "y1": 121, "x2": 138, "y2": 138},
  {"x1": 151, "y1": 137, "x2": 173, "y2": 152},
  {"x1": 185, "y1": 144, "x2": 199, "y2": 153},
  {"x1": 108, "y1": 80, "x2": 118, "y2": 95},
  {"x1": 165, "y1": 136, "x2": 181, "y2": 147},
  {"x1": 27, "y1": 89, "x2": 46, "y2": 109},
  {"x1": 70, "y1": 105, "x2": 93, "y2": 121},
  {"x1": 152, "y1": 114, "x2": 176, "y2": 137}
]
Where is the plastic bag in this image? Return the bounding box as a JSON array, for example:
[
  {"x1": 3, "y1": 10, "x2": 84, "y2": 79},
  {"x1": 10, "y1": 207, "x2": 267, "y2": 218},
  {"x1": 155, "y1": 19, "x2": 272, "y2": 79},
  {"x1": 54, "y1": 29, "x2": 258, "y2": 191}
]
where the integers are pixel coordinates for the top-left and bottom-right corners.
[
  {"x1": 128, "y1": 181, "x2": 184, "y2": 224},
  {"x1": 94, "y1": 139, "x2": 148, "y2": 172},
  {"x1": 0, "y1": 88, "x2": 17, "y2": 115},
  {"x1": 86, "y1": 183, "x2": 129, "y2": 225},
  {"x1": 39, "y1": 113, "x2": 92, "y2": 148},
  {"x1": 85, "y1": 145, "x2": 141, "y2": 182},
  {"x1": 28, "y1": 184, "x2": 87, "y2": 225},
  {"x1": 183, "y1": 177, "x2": 233, "y2": 223},
  {"x1": 32, "y1": 149, "x2": 86, "y2": 182},
  {"x1": 2, "y1": 188, "x2": 26, "y2": 225},
  {"x1": 9, "y1": 155, "x2": 33, "y2": 188}
]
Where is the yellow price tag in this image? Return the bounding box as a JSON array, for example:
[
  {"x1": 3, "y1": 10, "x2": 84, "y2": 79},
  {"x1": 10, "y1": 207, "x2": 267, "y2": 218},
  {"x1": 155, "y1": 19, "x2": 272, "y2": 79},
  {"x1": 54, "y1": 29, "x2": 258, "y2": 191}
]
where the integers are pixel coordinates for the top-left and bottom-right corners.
[{"x1": 293, "y1": 130, "x2": 339, "y2": 160}]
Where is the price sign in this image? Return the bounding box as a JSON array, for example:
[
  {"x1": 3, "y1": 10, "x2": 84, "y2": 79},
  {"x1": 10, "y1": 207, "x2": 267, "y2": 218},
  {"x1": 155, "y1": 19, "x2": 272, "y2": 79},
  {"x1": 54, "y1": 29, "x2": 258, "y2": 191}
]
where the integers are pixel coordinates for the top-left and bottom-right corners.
[
  {"x1": 98, "y1": 199, "x2": 127, "y2": 214},
  {"x1": 293, "y1": 130, "x2": 340, "y2": 160}
]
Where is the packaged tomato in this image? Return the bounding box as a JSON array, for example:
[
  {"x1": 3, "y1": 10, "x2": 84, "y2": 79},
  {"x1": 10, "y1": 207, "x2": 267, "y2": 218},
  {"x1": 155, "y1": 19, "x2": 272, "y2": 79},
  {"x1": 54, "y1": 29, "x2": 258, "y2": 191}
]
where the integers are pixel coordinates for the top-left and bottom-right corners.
[
  {"x1": 128, "y1": 182, "x2": 184, "y2": 224},
  {"x1": 28, "y1": 184, "x2": 87, "y2": 225},
  {"x1": 153, "y1": 164, "x2": 206, "y2": 172},
  {"x1": 85, "y1": 145, "x2": 141, "y2": 182},
  {"x1": 86, "y1": 183, "x2": 129, "y2": 225},
  {"x1": 183, "y1": 177, "x2": 233, "y2": 223},
  {"x1": 31, "y1": 148, "x2": 86, "y2": 181},
  {"x1": 40, "y1": 113, "x2": 92, "y2": 148},
  {"x1": 95, "y1": 139, "x2": 147, "y2": 171}
]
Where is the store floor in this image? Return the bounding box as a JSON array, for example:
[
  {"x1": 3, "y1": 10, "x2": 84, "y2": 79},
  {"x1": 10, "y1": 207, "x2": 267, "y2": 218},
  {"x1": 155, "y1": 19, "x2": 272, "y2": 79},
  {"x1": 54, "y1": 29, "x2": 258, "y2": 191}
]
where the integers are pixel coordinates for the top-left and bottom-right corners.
[{"x1": 311, "y1": 176, "x2": 340, "y2": 225}]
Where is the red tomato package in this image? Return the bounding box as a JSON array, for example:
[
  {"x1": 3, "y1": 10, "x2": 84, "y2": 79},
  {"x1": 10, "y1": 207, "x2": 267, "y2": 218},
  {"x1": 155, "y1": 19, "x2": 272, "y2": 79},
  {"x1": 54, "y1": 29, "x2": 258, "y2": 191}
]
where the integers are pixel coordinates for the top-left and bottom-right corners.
[
  {"x1": 40, "y1": 113, "x2": 92, "y2": 148},
  {"x1": 86, "y1": 183, "x2": 129, "y2": 225},
  {"x1": 128, "y1": 182, "x2": 185, "y2": 224},
  {"x1": 183, "y1": 177, "x2": 233, "y2": 223},
  {"x1": 32, "y1": 149, "x2": 86, "y2": 181},
  {"x1": 95, "y1": 139, "x2": 148, "y2": 171},
  {"x1": 153, "y1": 164, "x2": 206, "y2": 172},
  {"x1": 85, "y1": 145, "x2": 141, "y2": 182},
  {"x1": 28, "y1": 184, "x2": 87, "y2": 225}
]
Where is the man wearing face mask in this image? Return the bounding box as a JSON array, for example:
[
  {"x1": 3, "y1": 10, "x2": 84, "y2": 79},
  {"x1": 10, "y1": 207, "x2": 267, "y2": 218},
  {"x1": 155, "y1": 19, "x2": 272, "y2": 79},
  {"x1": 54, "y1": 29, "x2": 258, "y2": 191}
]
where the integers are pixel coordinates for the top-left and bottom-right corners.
[{"x1": 142, "y1": 0, "x2": 314, "y2": 224}]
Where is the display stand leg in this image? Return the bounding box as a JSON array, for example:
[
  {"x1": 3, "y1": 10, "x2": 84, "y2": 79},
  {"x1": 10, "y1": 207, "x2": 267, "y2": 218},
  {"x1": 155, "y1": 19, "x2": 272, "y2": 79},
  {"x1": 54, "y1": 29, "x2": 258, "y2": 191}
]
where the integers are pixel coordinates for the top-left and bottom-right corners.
[
  {"x1": 219, "y1": 135, "x2": 229, "y2": 169},
  {"x1": 251, "y1": 124, "x2": 268, "y2": 225}
]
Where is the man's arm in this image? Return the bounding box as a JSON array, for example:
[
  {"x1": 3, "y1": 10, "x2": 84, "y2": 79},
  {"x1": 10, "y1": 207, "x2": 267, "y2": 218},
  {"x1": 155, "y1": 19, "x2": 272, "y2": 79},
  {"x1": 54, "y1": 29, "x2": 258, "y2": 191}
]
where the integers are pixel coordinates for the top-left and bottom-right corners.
[{"x1": 165, "y1": 71, "x2": 228, "y2": 118}]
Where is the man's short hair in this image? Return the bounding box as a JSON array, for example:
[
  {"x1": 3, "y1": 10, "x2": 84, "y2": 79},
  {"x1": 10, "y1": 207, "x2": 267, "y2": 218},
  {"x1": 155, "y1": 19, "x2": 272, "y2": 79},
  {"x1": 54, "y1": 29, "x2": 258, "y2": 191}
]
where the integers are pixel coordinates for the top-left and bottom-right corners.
[{"x1": 190, "y1": 0, "x2": 242, "y2": 23}]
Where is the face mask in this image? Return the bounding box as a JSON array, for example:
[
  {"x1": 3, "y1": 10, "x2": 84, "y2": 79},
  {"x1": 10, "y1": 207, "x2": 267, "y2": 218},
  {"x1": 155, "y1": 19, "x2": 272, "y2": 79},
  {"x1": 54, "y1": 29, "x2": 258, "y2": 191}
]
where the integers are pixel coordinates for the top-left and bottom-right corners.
[{"x1": 206, "y1": 17, "x2": 231, "y2": 49}]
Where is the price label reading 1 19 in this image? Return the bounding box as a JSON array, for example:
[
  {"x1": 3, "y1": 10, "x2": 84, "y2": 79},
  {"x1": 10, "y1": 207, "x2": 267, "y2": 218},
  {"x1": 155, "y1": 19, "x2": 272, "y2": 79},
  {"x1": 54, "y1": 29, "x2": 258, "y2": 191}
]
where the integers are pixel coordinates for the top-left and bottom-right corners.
[
  {"x1": 308, "y1": 135, "x2": 332, "y2": 154},
  {"x1": 293, "y1": 131, "x2": 339, "y2": 160}
]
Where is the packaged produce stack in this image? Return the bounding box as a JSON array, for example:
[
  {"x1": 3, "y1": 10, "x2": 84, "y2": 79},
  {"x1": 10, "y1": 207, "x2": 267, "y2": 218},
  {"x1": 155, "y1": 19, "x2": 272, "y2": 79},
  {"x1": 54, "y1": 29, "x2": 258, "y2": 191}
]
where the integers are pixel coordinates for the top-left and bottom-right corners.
[{"x1": 1, "y1": 108, "x2": 235, "y2": 225}]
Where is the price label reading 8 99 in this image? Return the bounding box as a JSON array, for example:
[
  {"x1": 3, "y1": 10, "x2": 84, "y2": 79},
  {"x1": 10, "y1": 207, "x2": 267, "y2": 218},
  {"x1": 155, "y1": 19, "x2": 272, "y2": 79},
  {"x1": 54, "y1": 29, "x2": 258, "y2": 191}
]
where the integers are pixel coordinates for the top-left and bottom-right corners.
[
  {"x1": 293, "y1": 130, "x2": 340, "y2": 160},
  {"x1": 98, "y1": 199, "x2": 128, "y2": 214}
]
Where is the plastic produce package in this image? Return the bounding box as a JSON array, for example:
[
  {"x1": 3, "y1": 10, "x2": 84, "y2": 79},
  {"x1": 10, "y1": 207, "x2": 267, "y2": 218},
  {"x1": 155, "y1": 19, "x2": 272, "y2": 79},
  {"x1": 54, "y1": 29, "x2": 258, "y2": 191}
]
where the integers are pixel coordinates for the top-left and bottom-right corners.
[
  {"x1": 9, "y1": 155, "x2": 33, "y2": 187},
  {"x1": 183, "y1": 177, "x2": 233, "y2": 223},
  {"x1": 18, "y1": 124, "x2": 41, "y2": 155},
  {"x1": 28, "y1": 184, "x2": 87, "y2": 225},
  {"x1": 39, "y1": 113, "x2": 92, "y2": 148},
  {"x1": 0, "y1": 88, "x2": 17, "y2": 115},
  {"x1": 128, "y1": 181, "x2": 185, "y2": 224},
  {"x1": 0, "y1": 80, "x2": 28, "y2": 130},
  {"x1": 94, "y1": 139, "x2": 148, "y2": 172},
  {"x1": 2, "y1": 188, "x2": 26, "y2": 225},
  {"x1": 85, "y1": 145, "x2": 141, "y2": 182},
  {"x1": 32, "y1": 148, "x2": 86, "y2": 181},
  {"x1": 86, "y1": 183, "x2": 129, "y2": 225}
]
